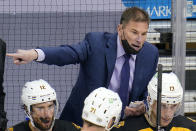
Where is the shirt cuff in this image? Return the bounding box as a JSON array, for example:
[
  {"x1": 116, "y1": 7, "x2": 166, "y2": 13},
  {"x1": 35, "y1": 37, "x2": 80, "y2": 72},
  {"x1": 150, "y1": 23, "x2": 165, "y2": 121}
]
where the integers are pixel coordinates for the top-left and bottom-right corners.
[{"x1": 34, "y1": 49, "x2": 45, "y2": 62}]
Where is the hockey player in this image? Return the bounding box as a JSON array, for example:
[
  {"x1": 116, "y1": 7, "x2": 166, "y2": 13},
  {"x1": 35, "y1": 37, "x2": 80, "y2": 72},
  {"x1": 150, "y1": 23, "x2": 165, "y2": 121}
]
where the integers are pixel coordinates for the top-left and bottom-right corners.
[
  {"x1": 81, "y1": 87, "x2": 122, "y2": 131},
  {"x1": 112, "y1": 72, "x2": 196, "y2": 131},
  {"x1": 7, "y1": 79, "x2": 78, "y2": 131}
]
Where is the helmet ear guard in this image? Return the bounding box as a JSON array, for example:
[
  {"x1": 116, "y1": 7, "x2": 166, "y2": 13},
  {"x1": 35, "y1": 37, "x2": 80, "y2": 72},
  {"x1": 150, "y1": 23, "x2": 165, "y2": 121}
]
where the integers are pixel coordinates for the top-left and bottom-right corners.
[{"x1": 82, "y1": 87, "x2": 122, "y2": 131}]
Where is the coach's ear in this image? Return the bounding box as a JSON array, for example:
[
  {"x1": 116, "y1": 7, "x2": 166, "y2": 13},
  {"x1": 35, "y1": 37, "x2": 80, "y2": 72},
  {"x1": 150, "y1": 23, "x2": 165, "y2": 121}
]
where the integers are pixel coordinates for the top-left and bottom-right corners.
[
  {"x1": 117, "y1": 24, "x2": 123, "y2": 35},
  {"x1": 117, "y1": 24, "x2": 122, "y2": 31}
]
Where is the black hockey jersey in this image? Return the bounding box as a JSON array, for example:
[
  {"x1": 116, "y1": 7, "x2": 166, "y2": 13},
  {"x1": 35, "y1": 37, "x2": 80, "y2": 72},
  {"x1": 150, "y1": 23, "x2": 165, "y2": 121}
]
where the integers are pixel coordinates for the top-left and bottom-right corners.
[
  {"x1": 7, "y1": 119, "x2": 80, "y2": 131},
  {"x1": 112, "y1": 115, "x2": 196, "y2": 131}
]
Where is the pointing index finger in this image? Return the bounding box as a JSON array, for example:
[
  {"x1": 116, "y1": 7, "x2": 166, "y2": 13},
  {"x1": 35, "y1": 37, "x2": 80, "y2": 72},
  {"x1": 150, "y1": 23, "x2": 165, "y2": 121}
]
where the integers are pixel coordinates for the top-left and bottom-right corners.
[{"x1": 6, "y1": 53, "x2": 19, "y2": 57}]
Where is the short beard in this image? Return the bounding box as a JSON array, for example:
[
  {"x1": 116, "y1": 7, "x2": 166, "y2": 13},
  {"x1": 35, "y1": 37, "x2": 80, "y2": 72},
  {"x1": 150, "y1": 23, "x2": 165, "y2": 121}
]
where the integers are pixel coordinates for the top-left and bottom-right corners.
[{"x1": 33, "y1": 116, "x2": 54, "y2": 131}]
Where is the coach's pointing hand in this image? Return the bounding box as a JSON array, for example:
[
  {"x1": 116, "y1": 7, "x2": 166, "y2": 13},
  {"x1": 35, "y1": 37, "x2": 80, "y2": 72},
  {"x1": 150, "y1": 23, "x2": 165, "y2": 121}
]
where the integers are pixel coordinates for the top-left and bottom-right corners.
[{"x1": 7, "y1": 49, "x2": 38, "y2": 65}]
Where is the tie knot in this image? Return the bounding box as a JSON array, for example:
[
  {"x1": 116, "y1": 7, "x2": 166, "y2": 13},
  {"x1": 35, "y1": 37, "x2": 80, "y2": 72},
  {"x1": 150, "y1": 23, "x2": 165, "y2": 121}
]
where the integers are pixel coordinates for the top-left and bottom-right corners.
[{"x1": 123, "y1": 54, "x2": 130, "y2": 60}]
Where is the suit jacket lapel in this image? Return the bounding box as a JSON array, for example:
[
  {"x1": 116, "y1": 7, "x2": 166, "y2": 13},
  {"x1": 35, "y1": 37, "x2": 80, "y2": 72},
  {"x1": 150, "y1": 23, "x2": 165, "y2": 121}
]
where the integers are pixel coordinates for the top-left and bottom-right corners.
[{"x1": 105, "y1": 33, "x2": 117, "y2": 87}]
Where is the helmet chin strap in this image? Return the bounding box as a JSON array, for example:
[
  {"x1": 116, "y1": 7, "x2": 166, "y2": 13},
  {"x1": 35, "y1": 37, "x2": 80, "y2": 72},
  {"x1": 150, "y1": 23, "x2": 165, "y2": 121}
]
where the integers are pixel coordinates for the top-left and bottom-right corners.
[
  {"x1": 145, "y1": 112, "x2": 156, "y2": 128},
  {"x1": 145, "y1": 98, "x2": 157, "y2": 128}
]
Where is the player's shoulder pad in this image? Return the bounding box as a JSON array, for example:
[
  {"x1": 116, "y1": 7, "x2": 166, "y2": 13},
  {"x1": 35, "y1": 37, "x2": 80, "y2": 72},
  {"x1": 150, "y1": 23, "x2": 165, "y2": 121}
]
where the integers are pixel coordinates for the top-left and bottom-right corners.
[
  {"x1": 72, "y1": 122, "x2": 81, "y2": 129},
  {"x1": 114, "y1": 121, "x2": 125, "y2": 128}
]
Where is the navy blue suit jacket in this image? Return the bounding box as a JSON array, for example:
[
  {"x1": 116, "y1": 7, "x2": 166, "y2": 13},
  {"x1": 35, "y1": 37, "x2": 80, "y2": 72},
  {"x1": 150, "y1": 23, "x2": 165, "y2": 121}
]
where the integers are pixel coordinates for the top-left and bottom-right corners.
[{"x1": 39, "y1": 32, "x2": 159, "y2": 126}]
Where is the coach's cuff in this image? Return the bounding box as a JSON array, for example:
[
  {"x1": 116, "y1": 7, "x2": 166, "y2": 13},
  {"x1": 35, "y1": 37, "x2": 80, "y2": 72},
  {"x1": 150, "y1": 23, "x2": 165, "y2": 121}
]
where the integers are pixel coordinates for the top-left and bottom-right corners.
[{"x1": 34, "y1": 49, "x2": 45, "y2": 62}]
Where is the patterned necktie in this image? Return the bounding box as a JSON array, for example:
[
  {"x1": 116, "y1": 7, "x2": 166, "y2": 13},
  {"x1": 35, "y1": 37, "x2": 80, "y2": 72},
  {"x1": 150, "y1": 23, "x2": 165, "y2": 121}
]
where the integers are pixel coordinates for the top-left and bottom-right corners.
[{"x1": 119, "y1": 54, "x2": 130, "y2": 117}]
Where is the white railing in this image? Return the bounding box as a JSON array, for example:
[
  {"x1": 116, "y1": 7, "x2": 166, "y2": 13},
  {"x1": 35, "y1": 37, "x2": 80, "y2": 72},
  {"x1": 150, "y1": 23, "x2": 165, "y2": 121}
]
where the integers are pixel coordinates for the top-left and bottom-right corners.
[{"x1": 158, "y1": 56, "x2": 196, "y2": 70}]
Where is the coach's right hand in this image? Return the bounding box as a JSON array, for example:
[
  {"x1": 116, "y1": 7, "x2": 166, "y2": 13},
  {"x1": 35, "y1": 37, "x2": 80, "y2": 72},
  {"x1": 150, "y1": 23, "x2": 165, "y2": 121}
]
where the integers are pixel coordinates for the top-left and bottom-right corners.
[{"x1": 6, "y1": 49, "x2": 38, "y2": 65}]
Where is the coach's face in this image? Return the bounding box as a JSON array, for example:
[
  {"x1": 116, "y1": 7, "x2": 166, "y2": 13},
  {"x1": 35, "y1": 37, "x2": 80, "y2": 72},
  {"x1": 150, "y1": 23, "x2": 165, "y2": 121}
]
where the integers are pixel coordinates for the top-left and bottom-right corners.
[
  {"x1": 31, "y1": 101, "x2": 55, "y2": 130},
  {"x1": 118, "y1": 20, "x2": 148, "y2": 52}
]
